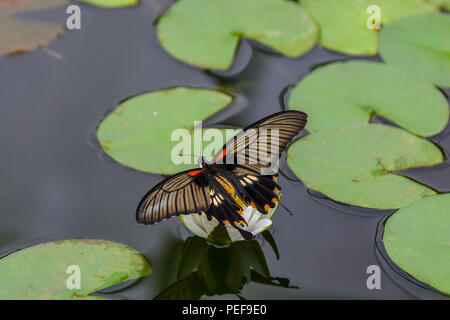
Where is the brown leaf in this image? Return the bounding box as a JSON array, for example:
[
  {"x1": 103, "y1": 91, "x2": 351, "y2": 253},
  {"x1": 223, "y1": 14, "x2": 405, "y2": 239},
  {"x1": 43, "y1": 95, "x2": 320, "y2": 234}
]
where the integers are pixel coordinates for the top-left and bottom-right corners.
[{"x1": 0, "y1": 0, "x2": 69, "y2": 56}]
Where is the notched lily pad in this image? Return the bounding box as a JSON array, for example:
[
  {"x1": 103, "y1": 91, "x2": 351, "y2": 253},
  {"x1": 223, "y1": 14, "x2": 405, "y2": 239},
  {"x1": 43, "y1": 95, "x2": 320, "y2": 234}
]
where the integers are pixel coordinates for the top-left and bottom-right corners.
[
  {"x1": 0, "y1": 239, "x2": 151, "y2": 300},
  {"x1": 76, "y1": 0, "x2": 138, "y2": 8},
  {"x1": 379, "y1": 12, "x2": 450, "y2": 87},
  {"x1": 0, "y1": 0, "x2": 69, "y2": 56},
  {"x1": 97, "y1": 87, "x2": 234, "y2": 175},
  {"x1": 301, "y1": 0, "x2": 437, "y2": 55},
  {"x1": 289, "y1": 61, "x2": 449, "y2": 137},
  {"x1": 156, "y1": 0, "x2": 317, "y2": 70},
  {"x1": 383, "y1": 194, "x2": 450, "y2": 294},
  {"x1": 287, "y1": 124, "x2": 444, "y2": 209}
]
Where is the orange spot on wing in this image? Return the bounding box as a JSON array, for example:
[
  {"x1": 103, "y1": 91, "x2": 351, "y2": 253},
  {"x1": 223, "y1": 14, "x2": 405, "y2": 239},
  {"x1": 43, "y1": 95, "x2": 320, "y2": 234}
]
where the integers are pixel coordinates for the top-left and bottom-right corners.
[
  {"x1": 188, "y1": 169, "x2": 204, "y2": 176},
  {"x1": 214, "y1": 149, "x2": 227, "y2": 163}
]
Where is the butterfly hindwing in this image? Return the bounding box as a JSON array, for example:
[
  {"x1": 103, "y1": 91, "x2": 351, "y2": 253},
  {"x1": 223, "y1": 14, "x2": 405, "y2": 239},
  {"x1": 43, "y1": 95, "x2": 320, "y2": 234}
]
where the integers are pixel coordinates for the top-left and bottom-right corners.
[
  {"x1": 230, "y1": 166, "x2": 281, "y2": 214},
  {"x1": 136, "y1": 169, "x2": 210, "y2": 224},
  {"x1": 202, "y1": 174, "x2": 253, "y2": 240}
]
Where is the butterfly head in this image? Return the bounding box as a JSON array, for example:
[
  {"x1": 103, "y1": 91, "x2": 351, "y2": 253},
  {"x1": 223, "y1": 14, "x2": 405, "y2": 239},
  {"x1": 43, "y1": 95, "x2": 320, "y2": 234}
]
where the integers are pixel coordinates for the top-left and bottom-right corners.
[{"x1": 198, "y1": 156, "x2": 207, "y2": 169}]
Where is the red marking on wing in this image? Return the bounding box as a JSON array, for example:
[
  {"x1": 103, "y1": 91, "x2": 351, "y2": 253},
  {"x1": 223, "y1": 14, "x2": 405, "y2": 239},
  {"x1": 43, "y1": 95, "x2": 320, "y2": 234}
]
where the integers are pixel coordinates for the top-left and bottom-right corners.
[
  {"x1": 214, "y1": 149, "x2": 227, "y2": 163},
  {"x1": 188, "y1": 169, "x2": 204, "y2": 177}
]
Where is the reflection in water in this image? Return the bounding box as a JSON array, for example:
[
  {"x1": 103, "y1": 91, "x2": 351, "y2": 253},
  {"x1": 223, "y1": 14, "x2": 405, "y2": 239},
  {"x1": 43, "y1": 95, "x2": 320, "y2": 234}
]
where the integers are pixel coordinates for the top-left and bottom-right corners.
[{"x1": 154, "y1": 231, "x2": 297, "y2": 299}]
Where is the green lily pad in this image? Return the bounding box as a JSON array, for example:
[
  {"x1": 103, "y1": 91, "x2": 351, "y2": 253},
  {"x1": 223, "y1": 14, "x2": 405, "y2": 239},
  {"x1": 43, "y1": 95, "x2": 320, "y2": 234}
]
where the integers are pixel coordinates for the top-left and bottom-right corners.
[
  {"x1": 287, "y1": 124, "x2": 443, "y2": 209},
  {"x1": 0, "y1": 239, "x2": 151, "y2": 300},
  {"x1": 426, "y1": 0, "x2": 450, "y2": 9},
  {"x1": 0, "y1": 0, "x2": 69, "y2": 56},
  {"x1": 156, "y1": 0, "x2": 317, "y2": 70},
  {"x1": 383, "y1": 194, "x2": 450, "y2": 294},
  {"x1": 76, "y1": 0, "x2": 138, "y2": 8},
  {"x1": 379, "y1": 13, "x2": 450, "y2": 87},
  {"x1": 97, "y1": 87, "x2": 234, "y2": 175},
  {"x1": 301, "y1": 0, "x2": 436, "y2": 55},
  {"x1": 289, "y1": 61, "x2": 449, "y2": 137}
]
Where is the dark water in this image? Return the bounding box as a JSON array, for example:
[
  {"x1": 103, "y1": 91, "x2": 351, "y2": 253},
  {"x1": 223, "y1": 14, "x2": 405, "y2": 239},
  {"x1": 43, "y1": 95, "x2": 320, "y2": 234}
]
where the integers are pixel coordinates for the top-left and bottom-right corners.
[{"x1": 1, "y1": 0, "x2": 449, "y2": 299}]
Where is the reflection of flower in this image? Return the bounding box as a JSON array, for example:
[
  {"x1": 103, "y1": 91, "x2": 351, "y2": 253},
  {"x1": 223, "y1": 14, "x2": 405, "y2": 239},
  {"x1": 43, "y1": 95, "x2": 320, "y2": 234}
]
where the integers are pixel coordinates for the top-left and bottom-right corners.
[
  {"x1": 153, "y1": 234, "x2": 298, "y2": 300},
  {"x1": 180, "y1": 196, "x2": 280, "y2": 244}
]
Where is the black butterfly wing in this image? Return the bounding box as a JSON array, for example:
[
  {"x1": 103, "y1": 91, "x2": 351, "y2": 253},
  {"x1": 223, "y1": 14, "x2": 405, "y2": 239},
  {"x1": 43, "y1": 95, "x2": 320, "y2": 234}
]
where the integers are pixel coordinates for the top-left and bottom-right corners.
[
  {"x1": 203, "y1": 174, "x2": 245, "y2": 226},
  {"x1": 230, "y1": 168, "x2": 281, "y2": 215},
  {"x1": 136, "y1": 169, "x2": 210, "y2": 225},
  {"x1": 203, "y1": 174, "x2": 253, "y2": 240},
  {"x1": 213, "y1": 110, "x2": 307, "y2": 175}
]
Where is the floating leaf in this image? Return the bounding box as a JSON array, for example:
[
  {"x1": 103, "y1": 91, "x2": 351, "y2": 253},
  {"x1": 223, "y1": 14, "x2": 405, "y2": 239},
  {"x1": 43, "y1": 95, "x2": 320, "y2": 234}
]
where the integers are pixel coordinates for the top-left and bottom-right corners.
[
  {"x1": 289, "y1": 61, "x2": 449, "y2": 137},
  {"x1": 383, "y1": 194, "x2": 450, "y2": 294},
  {"x1": 426, "y1": 0, "x2": 450, "y2": 9},
  {"x1": 287, "y1": 124, "x2": 443, "y2": 209},
  {"x1": 76, "y1": 0, "x2": 138, "y2": 8},
  {"x1": 156, "y1": 0, "x2": 317, "y2": 70},
  {"x1": 0, "y1": 0, "x2": 69, "y2": 56},
  {"x1": 379, "y1": 13, "x2": 450, "y2": 87},
  {"x1": 97, "y1": 87, "x2": 234, "y2": 175},
  {"x1": 0, "y1": 239, "x2": 151, "y2": 300},
  {"x1": 301, "y1": 0, "x2": 436, "y2": 55}
]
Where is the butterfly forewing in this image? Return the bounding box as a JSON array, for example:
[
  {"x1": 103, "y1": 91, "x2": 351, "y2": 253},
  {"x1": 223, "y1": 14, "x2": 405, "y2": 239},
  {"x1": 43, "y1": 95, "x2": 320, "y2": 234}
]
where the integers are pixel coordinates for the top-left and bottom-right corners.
[
  {"x1": 136, "y1": 169, "x2": 210, "y2": 224},
  {"x1": 213, "y1": 111, "x2": 307, "y2": 174}
]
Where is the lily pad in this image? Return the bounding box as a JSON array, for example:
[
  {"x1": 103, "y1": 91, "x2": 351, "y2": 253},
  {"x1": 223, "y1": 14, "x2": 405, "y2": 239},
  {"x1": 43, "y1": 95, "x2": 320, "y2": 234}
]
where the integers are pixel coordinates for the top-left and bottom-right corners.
[
  {"x1": 0, "y1": 0, "x2": 69, "y2": 56},
  {"x1": 301, "y1": 0, "x2": 436, "y2": 55},
  {"x1": 289, "y1": 61, "x2": 449, "y2": 137},
  {"x1": 426, "y1": 0, "x2": 450, "y2": 9},
  {"x1": 156, "y1": 0, "x2": 317, "y2": 70},
  {"x1": 287, "y1": 124, "x2": 443, "y2": 209},
  {"x1": 383, "y1": 194, "x2": 450, "y2": 294},
  {"x1": 97, "y1": 87, "x2": 234, "y2": 175},
  {"x1": 0, "y1": 239, "x2": 151, "y2": 300},
  {"x1": 76, "y1": 0, "x2": 138, "y2": 8},
  {"x1": 379, "y1": 13, "x2": 450, "y2": 87}
]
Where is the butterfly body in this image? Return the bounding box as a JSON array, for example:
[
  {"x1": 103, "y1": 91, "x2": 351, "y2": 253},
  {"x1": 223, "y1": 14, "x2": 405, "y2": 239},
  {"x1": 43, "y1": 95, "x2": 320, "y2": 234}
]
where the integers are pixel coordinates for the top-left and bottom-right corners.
[{"x1": 136, "y1": 110, "x2": 307, "y2": 240}]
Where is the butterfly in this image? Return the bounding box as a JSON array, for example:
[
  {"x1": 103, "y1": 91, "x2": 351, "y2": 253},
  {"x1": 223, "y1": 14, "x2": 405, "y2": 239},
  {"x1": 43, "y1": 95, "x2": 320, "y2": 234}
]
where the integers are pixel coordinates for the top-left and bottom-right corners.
[{"x1": 136, "y1": 110, "x2": 307, "y2": 240}]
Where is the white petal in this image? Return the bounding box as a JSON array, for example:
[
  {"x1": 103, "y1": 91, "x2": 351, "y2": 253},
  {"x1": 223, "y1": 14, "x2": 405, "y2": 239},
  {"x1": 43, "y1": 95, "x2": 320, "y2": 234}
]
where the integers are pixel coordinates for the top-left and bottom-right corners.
[
  {"x1": 226, "y1": 225, "x2": 245, "y2": 242},
  {"x1": 180, "y1": 215, "x2": 208, "y2": 238},
  {"x1": 248, "y1": 207, "x2": 263, "y2": 227},
  {"x1": 250, "y1": 218, "x2": 272, "y2": 235},
  {"x1": 242, "y1": 206, "x2": 253, "y2": 222},
  {"x1": 200, "y1": 214, "x2": 218, "y2": 235}
]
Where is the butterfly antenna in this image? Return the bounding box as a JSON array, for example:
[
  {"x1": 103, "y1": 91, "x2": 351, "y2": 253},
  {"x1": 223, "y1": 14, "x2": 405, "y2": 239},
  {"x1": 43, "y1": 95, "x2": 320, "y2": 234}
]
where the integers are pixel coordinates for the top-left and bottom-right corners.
[
  {"x1": 178, "y1": 153, "x2": 201, "y2": 158},
  {"x1": 279, "y1": 202, "x2": 293, "y2": 216}
]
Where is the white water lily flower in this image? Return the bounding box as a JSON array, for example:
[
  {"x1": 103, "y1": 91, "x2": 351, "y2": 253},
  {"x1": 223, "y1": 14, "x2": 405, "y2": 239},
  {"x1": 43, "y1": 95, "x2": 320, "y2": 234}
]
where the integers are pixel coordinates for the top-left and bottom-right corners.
[{"x1": 180, "y1": 197, "x2": 280, "y2": 244}]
